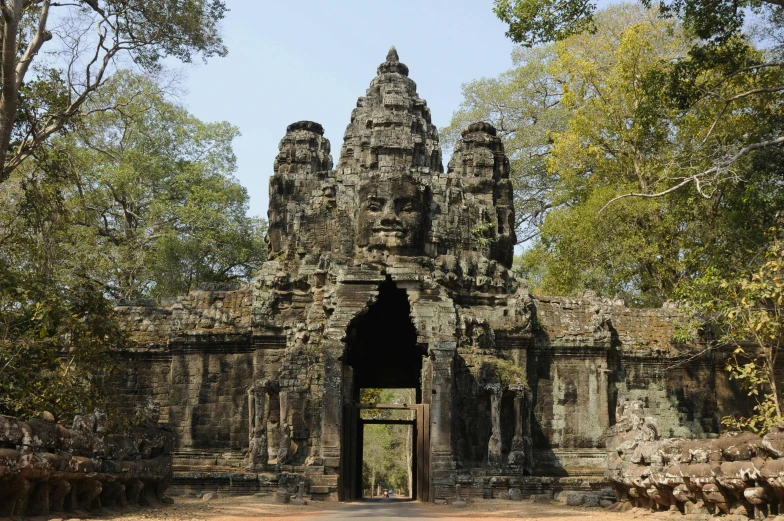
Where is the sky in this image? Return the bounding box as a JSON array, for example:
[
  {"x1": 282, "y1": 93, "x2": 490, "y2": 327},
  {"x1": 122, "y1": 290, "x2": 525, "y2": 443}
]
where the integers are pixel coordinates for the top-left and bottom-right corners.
[{"x1": 174, "y1": 0, "x2": 519, "y2": 220}]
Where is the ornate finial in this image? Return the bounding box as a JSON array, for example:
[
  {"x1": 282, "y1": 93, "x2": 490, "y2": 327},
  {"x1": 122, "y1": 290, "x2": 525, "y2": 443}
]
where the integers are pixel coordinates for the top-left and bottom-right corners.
[
  {"x1": 461, "y1": 121, "x2": 498, "y2": 138},
  {"x1": 286, "y1": 120, "x2": 325, "y2": 136},
  {"x1": 378, "y1": 46, "x2": 409, "y2": 76}
]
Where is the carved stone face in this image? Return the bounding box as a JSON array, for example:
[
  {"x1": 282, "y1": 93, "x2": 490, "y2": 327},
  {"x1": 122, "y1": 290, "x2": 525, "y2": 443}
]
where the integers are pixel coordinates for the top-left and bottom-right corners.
[{"x1": 357, "y1": 176, "x2": 425, "y2": 256}]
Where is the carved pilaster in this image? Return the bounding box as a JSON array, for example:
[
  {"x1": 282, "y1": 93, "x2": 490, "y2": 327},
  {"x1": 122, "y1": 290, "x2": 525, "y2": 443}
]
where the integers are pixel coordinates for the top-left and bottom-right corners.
[
  {"x1": 429, "y1": 345, "x2": 455, "y2": 456},
  {"x1": 507, "y1": 384, "x2": 532, "y2": 473},
  {"x1": 486, "y1": 384, "x2": 502, "y2": 466},
  {"x1": 278, "y1": 389, "x2": 291, "y2": 465},
  {"x1": 523, "y1": 388, "x2": 533, "y2": 475},
  {"x1": 247, "y1": 379, "x2": 277, "y2": 470}
]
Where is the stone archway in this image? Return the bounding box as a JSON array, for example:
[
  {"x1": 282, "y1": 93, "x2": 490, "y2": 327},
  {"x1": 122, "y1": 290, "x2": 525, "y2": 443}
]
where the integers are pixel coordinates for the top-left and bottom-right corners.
[
  {"x1": 345, "y1": 278, "x2": 425, "y2": 400},
  {"x1": 340, "y1": 277, "x2": 430, "y2": 501}
]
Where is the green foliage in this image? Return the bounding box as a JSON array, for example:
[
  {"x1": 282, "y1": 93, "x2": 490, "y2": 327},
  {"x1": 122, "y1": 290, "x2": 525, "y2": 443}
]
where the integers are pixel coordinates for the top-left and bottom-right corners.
[
  {"x1": 494, "y1": 0, "x2": 597, "y2": 47},
  {"x1": 481, "y1": 357, "x2": 526, "y2": 386},
  {"x1": 493, "y1": 0, "x2": 780, "y2": 48},
  {"x1": 362, "y1": 423, "x2": 410, "y2": 495},
  {"x1": 0, "y1": 0, "x2": 230, "y2": 184},
  {"x1": 104, "y1": 0, "x2": 229, "y2": 68},
  {"x1": 0, "y1": 175, "x2": 125, "y2": 421},
  {"x1": 359, "y1": 389, "x2": 414, "y2": 496},
  {"x1": 61, "y1": 71, "x2": 267, "y2": 299},
  {"x1": 471, "y1": 222, "x2": 497, "y2": 247},
  {"x1": 0, "y1": 282, "x2": 124, "y2": 421},
  {"x1": 678, "y1": 238, "x2": 784, "y2": 434},
  {"x1": 0, "y1": 70, "x2": 265, "y2": 421},
  {"x1": 451, "y1": 4, "x2": 784, "y2": 305},
  {"x1": 492, "y1": 0, "x2": 784, "y2": 220}
]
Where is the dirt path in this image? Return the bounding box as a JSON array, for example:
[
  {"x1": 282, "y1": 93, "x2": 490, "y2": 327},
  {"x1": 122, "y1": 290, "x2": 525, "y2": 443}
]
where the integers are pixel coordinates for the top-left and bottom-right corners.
[{"x1": 54, "y1": 496, "x2": 657, "y2": 521}]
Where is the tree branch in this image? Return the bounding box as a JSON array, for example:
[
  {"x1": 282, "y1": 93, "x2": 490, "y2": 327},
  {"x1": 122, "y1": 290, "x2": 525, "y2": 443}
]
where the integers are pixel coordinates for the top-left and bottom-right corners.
[
  {"x1": 599, "y1": 135, "x2": 784, "y2": 213},
  {"x1": 15, "y1": 0, "x2": 51, "y2": 91}
]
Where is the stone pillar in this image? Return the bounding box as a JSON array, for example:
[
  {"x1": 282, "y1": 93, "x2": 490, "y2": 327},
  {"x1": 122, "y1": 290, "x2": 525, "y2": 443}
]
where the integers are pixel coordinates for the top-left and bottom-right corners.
[
  {"x1": 523, "y1": 388, "x2": 533, "y2": 475},
  {"x1": 247, "y1": 380, "x2": 275, "y2": 470},
  {"x1": 508, "y1": 384, "x2": 532, "y2": 473},
  {"x1": 247, "y1": 386, "x2": 256, "y2": 448},
  {"x1": 429, "y1": 345, "x2": 455, "y2": 455},
  {"x1": 487, "y1": 384, "x2": 502, "y2": 466},
  {"x1": 508, "y1": 385, "x2": 525, "y2": 468},
  {"x1": 596, "y1": 354, "x2": 611, "y2": 437},
  {"x1": 320, "y1": 342, "x2": 344, "y2": 470},
  {"x1": 278, "y1": 389, "x2": 291, "y2": 464},
  {"x1": 267, "y1": 392, "x2": 280, "y2": 463},
  {"x1": 429, "y1": 343, "x2": 456, "y2": 499}
]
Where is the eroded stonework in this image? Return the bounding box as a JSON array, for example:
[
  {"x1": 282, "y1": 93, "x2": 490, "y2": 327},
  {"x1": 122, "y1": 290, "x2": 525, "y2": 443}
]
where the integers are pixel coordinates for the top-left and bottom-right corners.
[
  {"x1": 114, "y1": 48, "x2": 750, "y2": 502},
  {"x1": 0, "y1": 408, "x2": 173, "y2": 515}
]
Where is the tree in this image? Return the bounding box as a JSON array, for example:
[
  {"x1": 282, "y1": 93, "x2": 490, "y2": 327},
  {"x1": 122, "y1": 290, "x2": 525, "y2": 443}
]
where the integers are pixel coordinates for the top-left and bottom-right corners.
[
  {"x1": 494, "y1": 0, "x2": 783, "y2": 48},
  {"x1": 0, "y1": 167, "x2": 126, "y2": 421},
  {"x1": 542, "y1": 9, "x2": 782, "y2": 304},
  {"x1": 442, "y1": 45, "x2": 568, "y2": 244},
  {"x1": 445, "y1": 4, "x2": 784, "y2": 304},
  {"x1": 359, "y1": 388, "x2": 415, "y2": 497},
  {"x1": 0, "y1": 70, "x2": 265, "y2": 421},
  {"x1": 61, "y1": 71, "x2": 267, "y2": 299},
  {"x1": 0, "y1": 0, "x2": 228, "y2": 184},
  {"x1": 678, "y1": 238, "x2": 784, "y2": 434},
  {"x1": 493, "y1": 0, "x2": 784, "y2": 204}
]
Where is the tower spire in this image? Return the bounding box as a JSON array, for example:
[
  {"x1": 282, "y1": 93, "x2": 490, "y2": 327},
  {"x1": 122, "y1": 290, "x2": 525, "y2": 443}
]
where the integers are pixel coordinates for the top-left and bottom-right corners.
[{"x1": 377, "y1": 45, "x2": 408, "y2": 76}]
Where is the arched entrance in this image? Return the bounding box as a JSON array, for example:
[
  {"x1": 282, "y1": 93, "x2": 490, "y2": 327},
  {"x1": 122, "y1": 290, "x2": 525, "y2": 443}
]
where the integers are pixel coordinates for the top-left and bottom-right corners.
[{"x1": 340, "y1": 278, "x2": 430, "y2": 501}]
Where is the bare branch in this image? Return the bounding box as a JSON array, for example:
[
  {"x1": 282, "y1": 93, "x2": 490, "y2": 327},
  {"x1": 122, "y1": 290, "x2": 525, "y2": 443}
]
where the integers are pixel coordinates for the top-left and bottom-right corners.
[
  {"x1": 600, "y1": 136, "x2": 784, "y2": 213},
  {"x1": 700, "y1": 86, "x2": 784, "y2": 148}
]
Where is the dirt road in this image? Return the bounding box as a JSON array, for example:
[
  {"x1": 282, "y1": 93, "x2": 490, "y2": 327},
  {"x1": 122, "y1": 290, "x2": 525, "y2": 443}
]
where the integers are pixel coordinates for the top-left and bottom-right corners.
[{"x1": 72, "y1": 496, "x2": 657, "y2": 521}]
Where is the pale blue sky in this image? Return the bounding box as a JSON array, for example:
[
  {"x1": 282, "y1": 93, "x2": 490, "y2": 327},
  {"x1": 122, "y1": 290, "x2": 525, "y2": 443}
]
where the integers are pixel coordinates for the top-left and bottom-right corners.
[{"x1": 175, "y1": 0, "x2": 518, "y2": 220}]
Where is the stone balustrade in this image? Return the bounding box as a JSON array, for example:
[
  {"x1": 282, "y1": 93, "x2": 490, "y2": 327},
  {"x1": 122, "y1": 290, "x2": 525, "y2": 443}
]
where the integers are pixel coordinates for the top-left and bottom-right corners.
[
  {"x1": 0, "y1": 410, "x2": 173, "y2": 516},
  {"x1": 606, "y1": 399, "x2": 784, "y2": 518}
]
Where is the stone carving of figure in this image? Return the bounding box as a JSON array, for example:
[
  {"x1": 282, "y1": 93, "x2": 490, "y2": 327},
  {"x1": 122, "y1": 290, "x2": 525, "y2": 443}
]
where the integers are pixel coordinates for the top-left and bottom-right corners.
[
  {"x1": 607, "y1": 396, "x2": 660, "y2": 445},
  {"x1": 356, "y1": 175, "x2": 426, "y2": 258},
  {"x1": 247, "y1": 380, "x2": 277, "y2": 470}
]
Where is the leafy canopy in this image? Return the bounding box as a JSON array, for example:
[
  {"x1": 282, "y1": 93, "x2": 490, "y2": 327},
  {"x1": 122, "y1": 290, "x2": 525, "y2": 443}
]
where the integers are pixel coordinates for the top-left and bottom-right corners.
[
  {"x1": 677, "y1": 238, "x2": 784, "y2": 434},
  {"x1": 0, "y1": 0, "x2": 229, "y2": 184},
  {"x1": 446, "y1": 4, "x2": 784, "y2": 305},
  {"x1": 62, "y1": 71, "x2": 267, "y2": 299},
  {"x1": 0, "y1": 70, "x2": 266, "y2": 421}
]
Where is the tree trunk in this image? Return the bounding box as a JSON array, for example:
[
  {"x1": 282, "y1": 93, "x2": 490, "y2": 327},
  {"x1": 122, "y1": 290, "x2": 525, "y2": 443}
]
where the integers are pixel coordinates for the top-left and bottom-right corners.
[
  {"x1": 0, "y1": 1, "x2": 21, "y2": 181},
  {"x1": 765, "y1": 352, "x2": 782, "y2": 417}
]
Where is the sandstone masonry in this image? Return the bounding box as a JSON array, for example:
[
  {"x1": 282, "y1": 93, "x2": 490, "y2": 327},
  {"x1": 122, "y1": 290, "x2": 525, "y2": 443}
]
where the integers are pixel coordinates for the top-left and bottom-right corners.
[{"x1": 113, "y1": 48, "x2": 750, "y2": 502}]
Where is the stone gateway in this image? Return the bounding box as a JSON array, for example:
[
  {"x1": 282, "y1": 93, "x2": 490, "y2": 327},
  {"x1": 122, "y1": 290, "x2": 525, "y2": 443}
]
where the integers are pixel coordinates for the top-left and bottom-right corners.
[{"x1": 116, "y1": 48, "x2": 750, "y2": 502}]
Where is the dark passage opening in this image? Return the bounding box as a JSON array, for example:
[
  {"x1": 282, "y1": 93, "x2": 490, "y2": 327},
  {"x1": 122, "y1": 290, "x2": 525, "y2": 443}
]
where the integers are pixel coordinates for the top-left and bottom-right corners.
[{"x1": 346, "y1": 277, "x2": 425, "y2": 401}]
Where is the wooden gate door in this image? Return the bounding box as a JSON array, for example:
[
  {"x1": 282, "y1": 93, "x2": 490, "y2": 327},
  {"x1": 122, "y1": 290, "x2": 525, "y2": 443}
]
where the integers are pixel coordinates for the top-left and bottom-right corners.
[
  {"x1": 414, "y1": 404, "x2": 431, "y2": 502},
  {"x1": 341, "y1": 403, "x2": 430, "y2": 501}
]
